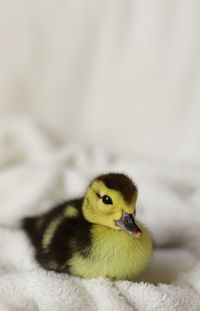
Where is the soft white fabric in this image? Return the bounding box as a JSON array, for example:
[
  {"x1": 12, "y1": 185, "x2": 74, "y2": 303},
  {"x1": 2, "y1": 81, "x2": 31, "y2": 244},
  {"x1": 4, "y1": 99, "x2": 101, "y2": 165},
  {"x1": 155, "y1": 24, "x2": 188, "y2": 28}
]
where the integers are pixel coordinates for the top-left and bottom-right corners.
[
  {"x1": 0, "y1": 119, "x2": 200, "y2": 311},
  {"x1": 0, "y1": 1, "x2": 200, "y2": 162}
]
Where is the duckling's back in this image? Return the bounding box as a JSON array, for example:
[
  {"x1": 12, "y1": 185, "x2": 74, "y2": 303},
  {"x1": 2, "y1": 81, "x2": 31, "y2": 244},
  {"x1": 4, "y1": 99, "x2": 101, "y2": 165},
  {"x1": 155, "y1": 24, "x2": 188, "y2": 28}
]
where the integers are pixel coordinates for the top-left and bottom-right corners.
[{"x1": 23, "y1": 199, "x2": 92, "y2": 272}]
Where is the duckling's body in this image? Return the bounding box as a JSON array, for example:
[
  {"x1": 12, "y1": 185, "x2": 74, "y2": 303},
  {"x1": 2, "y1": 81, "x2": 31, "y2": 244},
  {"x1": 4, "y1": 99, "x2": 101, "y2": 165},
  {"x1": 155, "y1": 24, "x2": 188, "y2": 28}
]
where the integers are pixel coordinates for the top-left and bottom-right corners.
[
  {"x1": 68, "y1": 220, "x2": 152, "y2": 279},
  {"x1": 23, "y1": 173, "x2": 152, "y2": 280}
]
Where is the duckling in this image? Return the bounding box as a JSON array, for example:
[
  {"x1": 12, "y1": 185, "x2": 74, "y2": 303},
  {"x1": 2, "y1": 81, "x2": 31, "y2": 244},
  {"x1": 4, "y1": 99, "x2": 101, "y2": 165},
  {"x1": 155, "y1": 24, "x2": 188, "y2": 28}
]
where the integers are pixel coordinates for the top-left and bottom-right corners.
[{"x1": 23, "y1": 173, "x2": 152, "y2": 280}]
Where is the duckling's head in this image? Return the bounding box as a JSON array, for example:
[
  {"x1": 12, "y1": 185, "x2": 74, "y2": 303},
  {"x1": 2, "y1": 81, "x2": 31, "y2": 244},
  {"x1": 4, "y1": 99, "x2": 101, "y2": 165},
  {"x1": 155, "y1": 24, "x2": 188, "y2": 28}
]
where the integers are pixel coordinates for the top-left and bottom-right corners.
[{"x1": 82, "y1": 173, "x2": 142, "y2": 237}]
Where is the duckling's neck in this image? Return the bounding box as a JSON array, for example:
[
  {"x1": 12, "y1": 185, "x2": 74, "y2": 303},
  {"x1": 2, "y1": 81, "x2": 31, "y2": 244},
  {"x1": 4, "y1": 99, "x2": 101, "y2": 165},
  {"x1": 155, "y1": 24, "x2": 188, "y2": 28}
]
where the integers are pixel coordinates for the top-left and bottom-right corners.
[{"x1": 91, "y1": 223, "x2": 126, "y2": 242}]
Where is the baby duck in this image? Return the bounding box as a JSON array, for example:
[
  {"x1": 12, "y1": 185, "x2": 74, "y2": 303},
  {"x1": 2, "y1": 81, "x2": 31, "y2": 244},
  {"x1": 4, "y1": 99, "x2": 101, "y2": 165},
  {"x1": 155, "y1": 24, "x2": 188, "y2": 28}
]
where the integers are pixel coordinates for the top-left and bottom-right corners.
[{"x1": 23, "y1": 173, "x2": 152, "y2": 280}]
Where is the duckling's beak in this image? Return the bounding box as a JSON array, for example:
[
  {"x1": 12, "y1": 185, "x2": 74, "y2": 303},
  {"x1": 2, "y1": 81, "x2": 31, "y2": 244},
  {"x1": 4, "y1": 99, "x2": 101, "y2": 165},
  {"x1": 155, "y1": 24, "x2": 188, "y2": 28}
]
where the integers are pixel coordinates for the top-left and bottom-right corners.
[{"x1": 115, "y1": 211, "x2": 142, "y2": 238}]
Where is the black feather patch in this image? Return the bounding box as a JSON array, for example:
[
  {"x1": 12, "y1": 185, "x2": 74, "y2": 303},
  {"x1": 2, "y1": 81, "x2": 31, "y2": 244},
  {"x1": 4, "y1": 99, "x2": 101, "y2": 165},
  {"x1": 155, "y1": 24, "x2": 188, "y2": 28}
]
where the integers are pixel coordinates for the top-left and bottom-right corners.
[
  {"x1": 23, "y1": 199, "x2": 92, "y2": 273},
  {"x1": 95, "y1": 173, "x2": 137, "y2": 204}
]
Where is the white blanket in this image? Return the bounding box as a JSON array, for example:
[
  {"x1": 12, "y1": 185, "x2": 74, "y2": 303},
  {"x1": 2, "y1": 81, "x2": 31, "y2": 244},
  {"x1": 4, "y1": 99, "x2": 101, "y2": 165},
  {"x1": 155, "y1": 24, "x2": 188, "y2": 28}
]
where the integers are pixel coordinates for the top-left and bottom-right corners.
[{"x1": 0, "y1": 118, "x2": 200, "y2": 311}]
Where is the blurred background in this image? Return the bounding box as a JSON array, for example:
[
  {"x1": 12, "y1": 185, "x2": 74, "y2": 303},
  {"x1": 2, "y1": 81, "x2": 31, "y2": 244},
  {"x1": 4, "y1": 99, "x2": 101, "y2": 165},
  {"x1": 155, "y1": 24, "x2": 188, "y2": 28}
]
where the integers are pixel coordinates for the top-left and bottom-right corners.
[{"x1": 0, "y1": 0, "x2": 200, "y2": 163}]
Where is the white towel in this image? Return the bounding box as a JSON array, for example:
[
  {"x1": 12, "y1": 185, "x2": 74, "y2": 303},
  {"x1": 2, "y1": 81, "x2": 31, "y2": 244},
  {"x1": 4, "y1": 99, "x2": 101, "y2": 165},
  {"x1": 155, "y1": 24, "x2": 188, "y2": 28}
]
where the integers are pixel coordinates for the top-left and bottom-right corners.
[{"x1": 0, "y1": 118, "x2": 200, "y2": 311}]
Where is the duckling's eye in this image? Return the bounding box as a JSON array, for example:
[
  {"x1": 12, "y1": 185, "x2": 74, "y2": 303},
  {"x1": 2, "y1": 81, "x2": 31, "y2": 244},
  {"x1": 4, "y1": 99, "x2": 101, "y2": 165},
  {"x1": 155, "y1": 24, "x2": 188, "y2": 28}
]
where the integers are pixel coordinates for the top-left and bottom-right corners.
[{"x1": 102, "y1": 195, "x2": 113, "y2": 205}]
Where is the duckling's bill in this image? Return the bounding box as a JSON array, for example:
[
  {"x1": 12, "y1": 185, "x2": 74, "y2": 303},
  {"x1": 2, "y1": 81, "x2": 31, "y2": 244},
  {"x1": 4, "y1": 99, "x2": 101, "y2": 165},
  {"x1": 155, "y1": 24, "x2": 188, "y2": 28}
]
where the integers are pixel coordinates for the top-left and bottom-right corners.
[{"x1": 115, "y1": 211, "x2": 142, "y2": 237}]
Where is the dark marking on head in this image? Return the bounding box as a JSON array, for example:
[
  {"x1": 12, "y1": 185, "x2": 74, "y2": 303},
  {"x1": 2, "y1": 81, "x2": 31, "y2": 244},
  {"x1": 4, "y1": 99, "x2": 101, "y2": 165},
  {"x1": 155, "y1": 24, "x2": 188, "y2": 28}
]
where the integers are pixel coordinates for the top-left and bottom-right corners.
[
  {"x1": 94, "y1": 191, "x2": 101, "y2": 199},
  {"x1": 95, "y1": 173, "x2": 137, "y2": 204}
]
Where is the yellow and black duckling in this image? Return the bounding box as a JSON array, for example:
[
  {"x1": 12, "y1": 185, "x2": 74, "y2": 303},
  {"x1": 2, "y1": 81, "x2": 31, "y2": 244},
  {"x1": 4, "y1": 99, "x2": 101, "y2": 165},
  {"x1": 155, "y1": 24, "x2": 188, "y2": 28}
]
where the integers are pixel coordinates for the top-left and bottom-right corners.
[{"x1": 23, "y1": 173, "x2": 152, "y2": 280}]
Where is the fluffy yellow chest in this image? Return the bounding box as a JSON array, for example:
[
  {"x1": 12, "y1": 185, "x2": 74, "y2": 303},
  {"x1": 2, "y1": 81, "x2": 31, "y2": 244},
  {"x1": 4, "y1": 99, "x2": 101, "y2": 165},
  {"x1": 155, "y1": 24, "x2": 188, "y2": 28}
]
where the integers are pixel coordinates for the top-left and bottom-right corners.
[{"x1": 68, "y1": 223, "x2": 152, "y2": 280}]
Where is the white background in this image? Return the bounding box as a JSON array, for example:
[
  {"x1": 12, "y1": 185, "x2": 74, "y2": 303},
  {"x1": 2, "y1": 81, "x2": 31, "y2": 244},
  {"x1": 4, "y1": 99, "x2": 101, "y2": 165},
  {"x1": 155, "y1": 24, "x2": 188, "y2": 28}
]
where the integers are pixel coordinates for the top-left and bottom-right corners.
[{"x1": 0, "y1": 0, "x2": 200, "y2": 163}]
